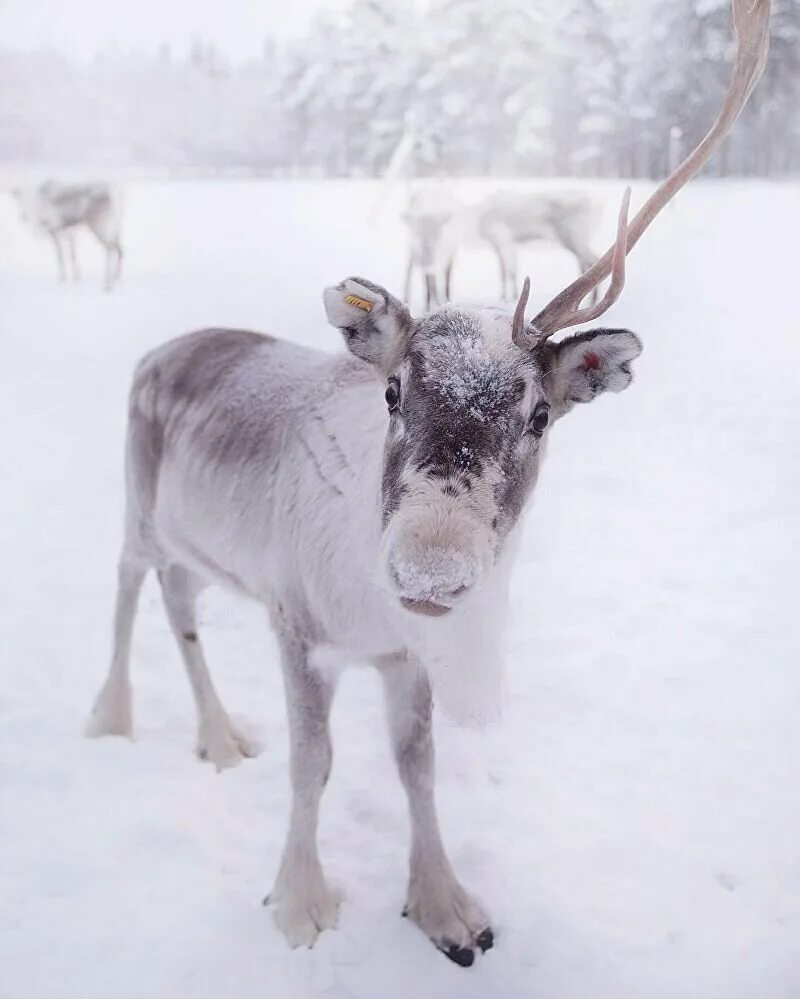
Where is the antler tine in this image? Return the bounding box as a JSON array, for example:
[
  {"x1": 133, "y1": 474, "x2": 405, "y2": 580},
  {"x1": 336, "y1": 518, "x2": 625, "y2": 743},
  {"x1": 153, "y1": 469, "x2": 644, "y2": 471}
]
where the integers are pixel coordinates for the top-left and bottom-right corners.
[
  {"x1": 527, "y1": 188, "x2": 630, "y2": 347},
  {"x1": 530, "y1": 0, "x2": 771, "y2": 342},
  {"x1": 511, "y1": 276, "x2": 532, "y2": 348}
]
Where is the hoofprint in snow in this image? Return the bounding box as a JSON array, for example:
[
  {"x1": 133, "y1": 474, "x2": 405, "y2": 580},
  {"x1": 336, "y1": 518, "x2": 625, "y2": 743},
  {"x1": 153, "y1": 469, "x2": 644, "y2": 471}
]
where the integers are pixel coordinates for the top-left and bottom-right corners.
[{"x1": 0, "y1": 177, "x2": 798, "y2": 998}]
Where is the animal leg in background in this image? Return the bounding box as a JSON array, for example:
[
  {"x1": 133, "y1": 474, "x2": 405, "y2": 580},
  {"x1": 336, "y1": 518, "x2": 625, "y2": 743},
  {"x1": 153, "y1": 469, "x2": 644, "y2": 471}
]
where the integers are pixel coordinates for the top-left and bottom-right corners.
[
  {"x1": 50, "y1": 231, "x2": 66, "y2": 282},
  {"x1": 66, "y1": 230, "x2": 80, "y2": 281}
]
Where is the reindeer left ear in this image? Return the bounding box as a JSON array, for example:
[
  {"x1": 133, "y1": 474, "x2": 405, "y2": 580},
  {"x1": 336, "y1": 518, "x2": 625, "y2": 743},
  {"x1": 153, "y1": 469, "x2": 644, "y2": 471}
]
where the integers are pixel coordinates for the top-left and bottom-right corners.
[
  {"x1": 544, "y1": 328, "x2": 643, "y2": 417},
  {"x1": 323, "y1": 276, "x2": 413, "y2": 372}
]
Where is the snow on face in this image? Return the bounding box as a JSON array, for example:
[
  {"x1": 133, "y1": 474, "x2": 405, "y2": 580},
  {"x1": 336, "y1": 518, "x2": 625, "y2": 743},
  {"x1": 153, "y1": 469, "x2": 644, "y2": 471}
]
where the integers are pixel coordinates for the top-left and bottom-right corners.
[
  {"x1": 421, "y1": 309, "x2": 519, "y2": 424},
  {"x1": 381, "y1": 306, "x2": 546, "y2": 608}
]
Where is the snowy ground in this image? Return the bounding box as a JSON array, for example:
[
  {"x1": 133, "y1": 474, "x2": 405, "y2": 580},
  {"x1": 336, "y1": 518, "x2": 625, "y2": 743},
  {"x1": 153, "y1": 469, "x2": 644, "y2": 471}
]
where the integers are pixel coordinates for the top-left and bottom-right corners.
[{"x1": 1, "y1": 177, "x2": 798, "y2": 998}]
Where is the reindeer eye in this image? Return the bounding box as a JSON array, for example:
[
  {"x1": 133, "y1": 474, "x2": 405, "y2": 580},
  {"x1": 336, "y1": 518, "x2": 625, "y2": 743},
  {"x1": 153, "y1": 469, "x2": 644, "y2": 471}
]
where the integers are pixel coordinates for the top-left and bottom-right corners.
[
  {"x1": 385, "y1": 378, "x2": 401, "y2": 413},
  {"x1": 531, "y1": 403, "x2": 550, "y2": 436}
]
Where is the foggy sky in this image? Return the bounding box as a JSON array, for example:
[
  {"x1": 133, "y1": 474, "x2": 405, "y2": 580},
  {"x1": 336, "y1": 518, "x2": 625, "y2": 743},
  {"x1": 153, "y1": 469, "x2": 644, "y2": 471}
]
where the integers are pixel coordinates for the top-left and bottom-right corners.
[{"x1": 0, "y1": 0, "x2": 347, "y2": 62}]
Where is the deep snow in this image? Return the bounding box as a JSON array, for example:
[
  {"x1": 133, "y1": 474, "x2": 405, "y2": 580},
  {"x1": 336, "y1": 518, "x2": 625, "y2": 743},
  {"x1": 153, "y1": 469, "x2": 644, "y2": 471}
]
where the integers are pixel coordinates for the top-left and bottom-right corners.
[{"x1": 0, "y1": 178, "x2": 798, "y2": 998}]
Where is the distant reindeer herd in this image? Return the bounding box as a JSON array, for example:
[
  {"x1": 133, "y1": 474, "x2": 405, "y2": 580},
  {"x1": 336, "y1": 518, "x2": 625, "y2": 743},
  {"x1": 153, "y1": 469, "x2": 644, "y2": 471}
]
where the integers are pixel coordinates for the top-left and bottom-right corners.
[
  {"x1": 10, "y1": 175, "x2": 600, "y2": 308},
  {"x1": 403, "y1": 184, "x2": 603, "y2": 310},
  {"x1": 8, "y1": 178, "x2": 603, "y2": 309}
]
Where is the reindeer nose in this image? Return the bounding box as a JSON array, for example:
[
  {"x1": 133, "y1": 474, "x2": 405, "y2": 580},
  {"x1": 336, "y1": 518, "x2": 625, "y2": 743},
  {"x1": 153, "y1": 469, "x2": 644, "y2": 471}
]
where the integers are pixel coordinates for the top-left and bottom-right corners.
[{"x1": 389, "y1": 547, "x2": 479, "y2": 612}]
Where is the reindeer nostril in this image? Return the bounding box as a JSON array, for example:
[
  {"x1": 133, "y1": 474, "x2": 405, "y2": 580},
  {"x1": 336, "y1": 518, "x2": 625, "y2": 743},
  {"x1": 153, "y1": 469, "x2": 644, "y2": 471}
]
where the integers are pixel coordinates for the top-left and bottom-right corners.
[
  {"x1": 447, "y1": 585, "x2": 468, "y2": 600},
  {"x1": 392, "y1": 553, "x2": 472, "y2": 592}
]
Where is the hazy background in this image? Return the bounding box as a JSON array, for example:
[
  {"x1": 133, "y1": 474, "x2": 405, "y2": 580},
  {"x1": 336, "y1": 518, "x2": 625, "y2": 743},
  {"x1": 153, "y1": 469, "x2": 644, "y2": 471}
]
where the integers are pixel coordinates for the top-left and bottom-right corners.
[
  {"x1": 2, "y1": 3, "x2": 799, "y2": 998},
  {"x1": 2, "y1": 0, "x2": 798, "y2": 180}
]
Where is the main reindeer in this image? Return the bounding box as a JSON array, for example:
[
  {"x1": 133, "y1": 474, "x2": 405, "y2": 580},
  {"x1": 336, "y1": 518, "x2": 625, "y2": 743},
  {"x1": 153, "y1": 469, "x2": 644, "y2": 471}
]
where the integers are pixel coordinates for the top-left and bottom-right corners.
[{"x1": 86, "y1": 0, "x2": 768, "y2": 968}]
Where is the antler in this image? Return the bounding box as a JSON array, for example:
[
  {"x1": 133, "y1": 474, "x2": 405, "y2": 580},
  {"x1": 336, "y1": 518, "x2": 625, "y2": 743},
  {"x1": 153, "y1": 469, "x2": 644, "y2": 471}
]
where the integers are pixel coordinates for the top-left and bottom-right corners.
[
  {"x1": 523, "y1": 0, "x2": 770, "y2": 345},
  {"x1": 511, "y1": 276, "x2": 531, "y2": 347}
]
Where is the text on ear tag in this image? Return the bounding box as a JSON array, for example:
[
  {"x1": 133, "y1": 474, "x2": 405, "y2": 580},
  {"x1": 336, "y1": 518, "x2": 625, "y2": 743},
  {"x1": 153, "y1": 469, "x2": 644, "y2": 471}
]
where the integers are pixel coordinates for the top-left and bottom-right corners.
[{"x1": 344, "y1": 294, "x2": 373, "y2": 313}]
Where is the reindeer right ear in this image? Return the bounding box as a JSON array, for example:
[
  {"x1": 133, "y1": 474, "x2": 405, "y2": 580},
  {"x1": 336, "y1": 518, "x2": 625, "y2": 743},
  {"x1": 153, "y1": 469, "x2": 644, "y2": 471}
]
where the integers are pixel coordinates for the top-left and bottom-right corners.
[{"x1": 323, "y1": 277, "x2": 413, "y2": 372}]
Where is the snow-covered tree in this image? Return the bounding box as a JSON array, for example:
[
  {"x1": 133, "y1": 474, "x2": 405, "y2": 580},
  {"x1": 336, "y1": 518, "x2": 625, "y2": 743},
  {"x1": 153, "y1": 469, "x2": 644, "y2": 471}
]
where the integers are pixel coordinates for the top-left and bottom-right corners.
[
  {"x1": 546, "y1": 0, "x2": 625, "y2": 176},
  {"x1": 0, "y1": 0, "x2": 797, "y2": 177}
]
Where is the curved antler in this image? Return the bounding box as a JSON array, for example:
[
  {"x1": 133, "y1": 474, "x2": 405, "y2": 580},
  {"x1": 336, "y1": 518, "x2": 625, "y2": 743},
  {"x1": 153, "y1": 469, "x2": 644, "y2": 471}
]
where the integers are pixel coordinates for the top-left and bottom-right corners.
[
  {"x1": 526, "y1": 0, "x2": 770, "y2": 344},
  {"x1": 511, "y1": 276, "x2": 531, "y2": 348}
]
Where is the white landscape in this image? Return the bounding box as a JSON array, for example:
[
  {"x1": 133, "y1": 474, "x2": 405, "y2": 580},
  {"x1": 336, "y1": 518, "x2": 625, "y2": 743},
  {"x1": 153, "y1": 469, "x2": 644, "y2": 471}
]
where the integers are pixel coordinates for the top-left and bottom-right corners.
[{"x1": 0, "y1": 178, "x2": 798, "y2": 998}]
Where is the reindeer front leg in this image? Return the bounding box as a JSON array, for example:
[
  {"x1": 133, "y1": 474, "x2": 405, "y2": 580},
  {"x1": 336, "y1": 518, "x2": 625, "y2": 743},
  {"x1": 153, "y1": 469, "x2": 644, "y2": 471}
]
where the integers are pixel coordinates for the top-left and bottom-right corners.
[
  {"x1": 268, "y1": 625, "x2": 340, "y2": 948},
  {"x1": 380, "y1": 655, "x2": 493, "y2": 967},
  {"x1": 66, "y1": 230, "x2": 80, "y2": 281}
]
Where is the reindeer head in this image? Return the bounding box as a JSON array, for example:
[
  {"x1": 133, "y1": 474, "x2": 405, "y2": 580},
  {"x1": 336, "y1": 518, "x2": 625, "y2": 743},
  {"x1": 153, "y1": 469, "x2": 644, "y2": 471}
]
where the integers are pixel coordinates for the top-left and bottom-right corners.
[
  {"x1": 323, "y1": 0, "x2": 770, "y2": 618},
  {"x1": 324, "y1": 277, "x2": 641, "y2": 617}
]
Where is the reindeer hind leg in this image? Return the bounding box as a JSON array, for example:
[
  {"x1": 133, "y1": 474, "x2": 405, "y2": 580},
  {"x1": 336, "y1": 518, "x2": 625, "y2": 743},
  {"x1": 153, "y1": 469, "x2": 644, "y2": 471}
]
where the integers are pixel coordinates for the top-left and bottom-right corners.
[
  {"x1": 86, "y1": 555, "x2": 147, "y2": 739},
  {"x1": 158, "y1": 564, "x2": 260, "y2": 769}
]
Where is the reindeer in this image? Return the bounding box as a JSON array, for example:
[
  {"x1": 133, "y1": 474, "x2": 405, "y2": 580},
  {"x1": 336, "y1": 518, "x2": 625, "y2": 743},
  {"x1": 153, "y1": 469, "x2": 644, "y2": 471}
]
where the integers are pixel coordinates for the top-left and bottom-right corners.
[
  {"x1": 85, "y1": 0, "x2": 768, "y2": 968},
  {"x1": 444, "y1": 189, "x2": 602, "y2": 306},
  {"x1": 11, "y1": 180, "x2": 123, "y2": 291},
  {"x1": 402, "y1": 182, "x2": 458, "y2": 307},
  {"x1": 404, "y1": 187, "x2": 601, "y2": 310}
]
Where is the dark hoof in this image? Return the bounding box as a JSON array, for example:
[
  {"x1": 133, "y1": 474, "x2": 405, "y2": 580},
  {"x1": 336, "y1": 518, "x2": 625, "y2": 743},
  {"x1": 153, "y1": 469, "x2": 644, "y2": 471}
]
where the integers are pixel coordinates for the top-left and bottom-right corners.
[
  {"x1": 476, "y1": 927, "x2": 494, "y2": 952},
  {"x1": 441, "y1": 942, "x2": 475, "y2": 968}
]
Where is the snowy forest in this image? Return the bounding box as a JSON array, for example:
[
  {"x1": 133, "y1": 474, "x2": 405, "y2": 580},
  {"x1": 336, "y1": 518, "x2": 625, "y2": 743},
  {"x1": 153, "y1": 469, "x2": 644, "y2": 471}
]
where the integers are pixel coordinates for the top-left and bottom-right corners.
[{"x1": 2, "y1": 0, "x2": 798, "y2": 178}]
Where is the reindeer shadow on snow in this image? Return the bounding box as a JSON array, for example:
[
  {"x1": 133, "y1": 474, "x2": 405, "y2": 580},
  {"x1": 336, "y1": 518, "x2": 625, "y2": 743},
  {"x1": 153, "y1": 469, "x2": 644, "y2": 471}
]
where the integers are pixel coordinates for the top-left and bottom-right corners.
[{"x1": 84, "y1": 0, "x2": 768, "y2": 969}]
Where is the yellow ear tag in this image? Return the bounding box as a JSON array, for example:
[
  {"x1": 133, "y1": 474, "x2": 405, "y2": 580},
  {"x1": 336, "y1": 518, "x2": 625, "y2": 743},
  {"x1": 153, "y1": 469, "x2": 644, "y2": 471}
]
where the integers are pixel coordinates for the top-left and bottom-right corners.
[{"x1": 344, "y1": 294, "x2": 373, "y2": 313}]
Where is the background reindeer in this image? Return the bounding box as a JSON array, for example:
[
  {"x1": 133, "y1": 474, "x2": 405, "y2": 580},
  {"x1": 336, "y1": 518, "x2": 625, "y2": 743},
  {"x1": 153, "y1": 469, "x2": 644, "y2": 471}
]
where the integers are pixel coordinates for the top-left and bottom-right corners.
[
  {"x1": 403, "y1": 186, "x2": 601, "y2": 309},
  {"x1": 11, "y1": 180, "x2": 123, "y2": 290},
  {"x1": 85, "y1": 0, "x2": 769, "y2": 969},
  {"x1": 401, "y1": 182, "x2": 458, "y2": 307}
]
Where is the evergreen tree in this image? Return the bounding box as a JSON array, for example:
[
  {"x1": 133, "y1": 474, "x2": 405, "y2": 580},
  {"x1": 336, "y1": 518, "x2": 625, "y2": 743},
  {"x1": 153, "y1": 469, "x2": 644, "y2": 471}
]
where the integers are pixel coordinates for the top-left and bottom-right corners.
[{"x1": 0, "y1": 0, "x2": 797, "y2": 177}]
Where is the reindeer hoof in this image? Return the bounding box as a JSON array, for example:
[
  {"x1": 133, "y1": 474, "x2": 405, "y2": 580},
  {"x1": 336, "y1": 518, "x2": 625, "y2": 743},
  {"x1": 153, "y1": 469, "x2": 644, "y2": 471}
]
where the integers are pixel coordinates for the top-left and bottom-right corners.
[
  {"x1": 404, "y1": 875, "x2": 493, "y2": 968},
  {"x1": 84, "y1": 684, "x2": 132, "y2": 739},
  {"x1": 476, "y1": 927, "x2": 494, "y2": 952},
  {"x1": 196, "y1": 721, "x2": 261, "y2": 770},
  {"x1": 442, "y1": 942, "x2": 475, "y2": 967}
]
